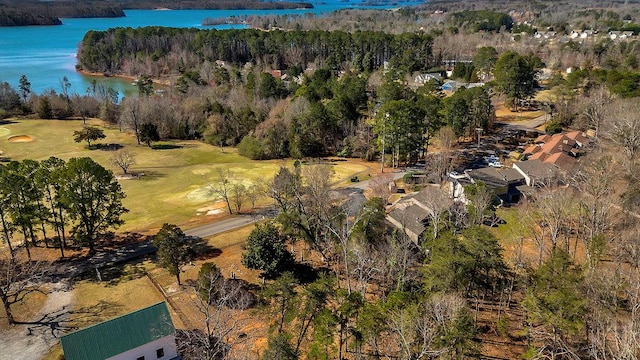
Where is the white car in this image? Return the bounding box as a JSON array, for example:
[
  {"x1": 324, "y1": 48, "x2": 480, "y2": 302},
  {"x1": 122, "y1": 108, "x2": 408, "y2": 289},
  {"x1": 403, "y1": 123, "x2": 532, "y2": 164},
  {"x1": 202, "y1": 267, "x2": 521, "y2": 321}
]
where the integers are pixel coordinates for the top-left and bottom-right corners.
[{"x1": 448, "y1": 171, "x2": 468, "y2": 179}]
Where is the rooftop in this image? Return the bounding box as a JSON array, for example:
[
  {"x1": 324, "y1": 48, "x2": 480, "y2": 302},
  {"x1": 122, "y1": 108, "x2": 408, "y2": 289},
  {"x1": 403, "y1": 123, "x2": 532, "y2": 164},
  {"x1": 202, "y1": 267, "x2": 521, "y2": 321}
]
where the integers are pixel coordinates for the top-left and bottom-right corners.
[
  {"x1": 539, "y1": 134, "x2": 576, "y2": 155},
  {"x1": 544, "y1": 152, "x2": 576, "y2": 169},
  {"x1": 61, "y1": 302, "x2": 175, "y2": 360},
  {"x1": 467, "y1": 167, "x2": 525, "y2": 188},
  {"x1": 514, "y1": 159, "x2": 558, "y2": 181},
  {"x1": 565, "y1": 130, "x2": 590, "y2": 146},
  {"x1": 387, "y1": 204, "x2": 429, "y2": 237}
]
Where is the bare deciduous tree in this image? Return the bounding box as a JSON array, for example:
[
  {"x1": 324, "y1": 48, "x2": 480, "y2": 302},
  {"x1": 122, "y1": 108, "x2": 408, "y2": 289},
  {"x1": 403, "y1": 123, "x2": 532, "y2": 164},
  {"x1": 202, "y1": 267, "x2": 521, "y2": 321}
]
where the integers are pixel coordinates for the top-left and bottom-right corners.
[
  {"x1": 604, "y1": 99, "x2": 640, "y2": 169},
  {"x1": 230, "y1": 183, "x2": 245, "y2": 214},
  {"x1": 433, "y1": 126, "x2": 456, "y2": 182},
  {"x1": 580, "y1": 84, "x2": 610, "y2": 139},
  {"x1": 178, "y1": 265, "x2": 255, "y2": 360},
  {"x1": 368, "y1": 172, "x2": 393, "y2": 203},
  {"x1": 419, "y1": 186, "x2": 453, "y2": 239},
  {"x1": 0, "y1": 256, "x2": 48, "y2": 325},
  {"x1": 383, "y1": 230, "x2": 420, "y2": 291},
  {"x1": 530, "y1": 185, "x2": 575, "y2": 256},
  {"x1": 387, "y1": 293, "x2": 471, "y2": 359},
  {"x1": 208, "y1": 169, "x2": 234, "y2": 214},
  {"x1": 570, "y1": 155, "x2": 618, "y2": 269},
  {"x1": 119, "y1": 95, "x2": 142, "y2": 143},
  {"x1": 110, "y1": 149, "x2": 135, "y2": 175}
]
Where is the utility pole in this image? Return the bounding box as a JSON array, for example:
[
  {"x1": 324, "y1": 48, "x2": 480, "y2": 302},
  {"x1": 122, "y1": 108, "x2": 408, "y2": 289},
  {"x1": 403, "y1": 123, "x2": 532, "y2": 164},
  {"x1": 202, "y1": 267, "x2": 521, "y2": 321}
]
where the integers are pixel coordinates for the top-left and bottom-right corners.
[{"x1": 381, "y1": 113, "x2": 388, "y2": 173}]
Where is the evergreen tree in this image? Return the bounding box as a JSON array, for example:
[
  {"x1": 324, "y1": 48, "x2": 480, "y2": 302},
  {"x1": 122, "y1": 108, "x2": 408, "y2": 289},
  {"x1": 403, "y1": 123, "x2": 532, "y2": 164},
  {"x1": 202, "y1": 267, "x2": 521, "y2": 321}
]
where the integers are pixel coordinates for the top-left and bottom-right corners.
[
  {"x1": 242, "y1": 221, "x2": 293, "y2": 279},
  {"x1": 58, "y1": 157, "x2": 127, "y2": 253},
  {"x1": 153, "y1": 223, "x2": 194, "y2": 285}
]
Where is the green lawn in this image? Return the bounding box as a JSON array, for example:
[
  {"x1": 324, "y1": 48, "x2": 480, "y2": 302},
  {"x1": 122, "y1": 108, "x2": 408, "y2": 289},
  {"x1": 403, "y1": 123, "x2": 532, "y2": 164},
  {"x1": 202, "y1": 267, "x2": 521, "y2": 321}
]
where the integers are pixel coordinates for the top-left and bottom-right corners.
[{"x1": 0, "y1": 118, "x2": 368, "y2": 232}]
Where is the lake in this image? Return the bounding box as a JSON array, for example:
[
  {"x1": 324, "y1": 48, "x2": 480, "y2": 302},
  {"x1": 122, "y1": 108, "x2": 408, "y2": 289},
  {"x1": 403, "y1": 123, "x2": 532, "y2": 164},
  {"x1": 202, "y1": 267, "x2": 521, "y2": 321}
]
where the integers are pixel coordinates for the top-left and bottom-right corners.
[{"x1": 0, "y1": 0, "x2": 421, "y2": 97}]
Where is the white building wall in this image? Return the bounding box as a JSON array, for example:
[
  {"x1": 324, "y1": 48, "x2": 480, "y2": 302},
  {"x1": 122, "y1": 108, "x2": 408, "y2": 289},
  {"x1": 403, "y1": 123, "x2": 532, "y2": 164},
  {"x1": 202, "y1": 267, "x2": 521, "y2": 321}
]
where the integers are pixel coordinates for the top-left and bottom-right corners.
[
  {"x1": 106, "y1": 335, "x2": 178, "y2": 360},
  {"x1": 512, "y1": 165, "x2": 533, "y2": 186}
]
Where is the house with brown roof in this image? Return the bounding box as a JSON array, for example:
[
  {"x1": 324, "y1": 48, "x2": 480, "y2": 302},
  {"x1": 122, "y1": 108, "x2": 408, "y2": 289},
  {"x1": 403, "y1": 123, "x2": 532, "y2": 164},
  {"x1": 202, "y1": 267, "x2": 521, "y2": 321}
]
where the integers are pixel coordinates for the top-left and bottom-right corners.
[
  {"x1": 522, "y1": 131, "x2": 589, "y2": 170},
  {"x1": 565, "y1": 130, "x2": 590, "y2": 147}
]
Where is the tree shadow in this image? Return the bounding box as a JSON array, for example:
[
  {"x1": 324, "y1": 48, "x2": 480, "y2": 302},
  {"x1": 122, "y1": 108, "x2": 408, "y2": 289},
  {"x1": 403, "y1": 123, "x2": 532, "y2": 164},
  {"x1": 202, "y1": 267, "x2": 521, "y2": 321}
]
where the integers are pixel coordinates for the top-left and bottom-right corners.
[
  {"x1": 0, "y1": 119, "x2": 18, "y2": 125},
  {"x1": 101, "y1": 260, "x2": 149, "y2": 287},
  {"x1": 290, "y1": 263, "x2": 330, "y2": 284},
  {"x1": 190, "y1": 236, "x2": 222, "y2": 260},
  {"x1": 135, "y1": 170, "x2": 166, "y2": 180},
  {"x1": 151, "y1": 143, "x2": 183, "y2": 150},
  {"x1": 96, "y1": 143, "x2": 124, "y2": 151},
  {"x1": 17, "y1": 300, "x2": 124, "y2": 339}
]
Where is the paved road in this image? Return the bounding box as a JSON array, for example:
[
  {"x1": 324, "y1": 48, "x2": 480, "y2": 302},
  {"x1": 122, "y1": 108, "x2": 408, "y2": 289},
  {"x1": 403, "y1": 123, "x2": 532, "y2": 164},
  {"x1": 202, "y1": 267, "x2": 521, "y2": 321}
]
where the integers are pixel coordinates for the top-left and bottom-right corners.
[
  {"x1": 183, "y1": 170, "x2": 409, "y2": 239},
  {"x1": 184, "y1": 215, "x2": 259, "y2": 238},
  {"x1": 347, "y1": 170, "x2": 406, "y2": 190}
]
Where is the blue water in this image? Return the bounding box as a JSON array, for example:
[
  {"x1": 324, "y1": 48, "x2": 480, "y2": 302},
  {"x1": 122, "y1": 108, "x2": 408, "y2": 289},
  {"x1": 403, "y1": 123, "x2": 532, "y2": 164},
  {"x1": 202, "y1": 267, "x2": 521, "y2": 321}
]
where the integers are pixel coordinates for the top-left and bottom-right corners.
[{"x1": 0, "y1": 0, "x2": 421, "y2": 97}]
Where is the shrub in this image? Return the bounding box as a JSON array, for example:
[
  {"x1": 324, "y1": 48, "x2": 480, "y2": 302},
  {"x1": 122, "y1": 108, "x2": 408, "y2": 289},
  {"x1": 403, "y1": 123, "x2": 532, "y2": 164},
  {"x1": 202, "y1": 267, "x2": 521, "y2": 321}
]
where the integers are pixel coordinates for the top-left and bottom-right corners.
[{"x1": 238, "y1": 135, "x2": 266, "y2": 160}]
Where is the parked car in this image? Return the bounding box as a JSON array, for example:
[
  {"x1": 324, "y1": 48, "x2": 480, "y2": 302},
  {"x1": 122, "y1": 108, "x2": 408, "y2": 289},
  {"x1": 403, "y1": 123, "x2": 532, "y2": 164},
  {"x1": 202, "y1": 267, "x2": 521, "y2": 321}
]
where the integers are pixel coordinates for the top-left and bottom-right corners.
[{"x1": 448, "y1": 171, "x2": 468, "y2": 179}]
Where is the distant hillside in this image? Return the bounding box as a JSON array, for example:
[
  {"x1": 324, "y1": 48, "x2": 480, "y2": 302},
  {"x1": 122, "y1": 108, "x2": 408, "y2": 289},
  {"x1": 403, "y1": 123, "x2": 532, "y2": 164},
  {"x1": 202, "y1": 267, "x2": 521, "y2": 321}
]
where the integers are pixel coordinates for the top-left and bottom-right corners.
[
  {"x1": 0, "y1": 0, "x2": 313, "y2": 26},
  {"x1": 0, "y1": 1, "x2": 124, "y2": 26},
  {"x1": 117, "y1": 0, "x2": 313, "y2": 10},
  {"x1": 0, "y1": 8, "x2": 62, "y2": 26}
]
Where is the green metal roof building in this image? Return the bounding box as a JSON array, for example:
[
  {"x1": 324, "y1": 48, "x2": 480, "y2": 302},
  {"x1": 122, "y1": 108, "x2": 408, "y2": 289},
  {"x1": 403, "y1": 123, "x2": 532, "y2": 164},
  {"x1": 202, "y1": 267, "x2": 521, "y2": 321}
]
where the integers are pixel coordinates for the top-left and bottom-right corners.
[{"x1": 61, "y1": 302, "x2": 179, "y2": 360}]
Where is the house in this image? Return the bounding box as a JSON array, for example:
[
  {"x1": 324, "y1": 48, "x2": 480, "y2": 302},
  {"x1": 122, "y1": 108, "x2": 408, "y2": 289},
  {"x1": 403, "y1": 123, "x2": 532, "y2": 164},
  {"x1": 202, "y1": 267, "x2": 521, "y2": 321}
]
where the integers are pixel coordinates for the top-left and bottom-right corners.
[
  {"x1": 450, "y1": 167, "x2": 525, "y2": 203},
  {"x1": 534, "y1": 31, "x2": 557, "y2": 39},
  {"x1": 522, "y1": 131, "x2": 587, "y2": 170},
  {"x1": 386, "y1": 186, "x2": 451, "y2": 243},
  {"x1": 387, "y1": 205, "x2": 430, "y2": 243},
  {"x1": 538, "y1": 134, "x2": 577, "y2": 156},
  {"x1": 441, "y1": 80, "x2": 485, "y2": 92},
  {"x1": 414, "y1": 73, "x2": 442, "y2": 84},
  {"x1": 441, "y1": 80, "x2": 460, "y2": 92},
  {"x1": 513, "y1": 159, "x2": 558, "y2": 186},
  {"x1": 565, "y1": 130, "x2": 590, "y2": 147},
  {"x1": 570, "y1": 30, "x2": 595, "y2": 39},
  {"x1": 609, "y1": 30, "x2": 633, "y2": 40},
  {"x1": 61, "y1": 302, "x2": 179, "y2": 360},
  {"x1": 269, "y1": 69, "x2": 283, "y2": 78}
]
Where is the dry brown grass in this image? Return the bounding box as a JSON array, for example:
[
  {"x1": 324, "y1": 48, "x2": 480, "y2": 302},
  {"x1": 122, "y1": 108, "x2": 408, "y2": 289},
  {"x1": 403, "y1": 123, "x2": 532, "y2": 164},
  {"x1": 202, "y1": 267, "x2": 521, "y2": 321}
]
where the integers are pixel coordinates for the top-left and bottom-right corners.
[
  {"x1": 495, "y1": 103, "x2": 545, "y2": 121},
  {"x1": 0, "y1": 291, "x2": 47, "y2": 331},
  {"x1": 71, "y1": 270, "x2": 164, "y2": 327}
]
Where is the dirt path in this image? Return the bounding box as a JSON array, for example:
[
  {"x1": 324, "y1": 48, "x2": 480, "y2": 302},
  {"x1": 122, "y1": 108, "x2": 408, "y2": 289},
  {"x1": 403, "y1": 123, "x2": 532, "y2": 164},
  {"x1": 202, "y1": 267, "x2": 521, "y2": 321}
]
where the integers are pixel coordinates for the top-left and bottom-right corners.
[{"x1": 0, "y1": 282, "x2": 74, "y2": 360}]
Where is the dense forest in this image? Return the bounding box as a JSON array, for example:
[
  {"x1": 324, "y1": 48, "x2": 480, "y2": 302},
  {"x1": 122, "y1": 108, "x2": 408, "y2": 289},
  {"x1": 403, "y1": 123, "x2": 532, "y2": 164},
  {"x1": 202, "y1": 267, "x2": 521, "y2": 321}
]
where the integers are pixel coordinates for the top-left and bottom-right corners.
[
  {"x1": 77, "y1": 27, "x2": 434, "y2": 76},
  {"x1": 0, "y1": 0, "x2": 124, "y2": 26}
]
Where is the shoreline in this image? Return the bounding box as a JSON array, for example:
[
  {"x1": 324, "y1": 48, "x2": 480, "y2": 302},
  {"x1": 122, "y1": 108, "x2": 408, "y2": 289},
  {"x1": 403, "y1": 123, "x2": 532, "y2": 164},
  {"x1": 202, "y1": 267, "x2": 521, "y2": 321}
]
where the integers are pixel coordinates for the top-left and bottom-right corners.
[{"x1": 77, "y1": 69, "x2": 171, "y2": 87}]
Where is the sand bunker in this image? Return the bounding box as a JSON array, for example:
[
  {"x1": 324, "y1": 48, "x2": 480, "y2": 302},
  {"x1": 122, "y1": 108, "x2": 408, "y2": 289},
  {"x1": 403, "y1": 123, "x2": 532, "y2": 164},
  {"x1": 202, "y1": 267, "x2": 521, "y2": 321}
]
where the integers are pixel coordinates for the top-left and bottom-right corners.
[{"x1": 8, "y1": 135, "x2": 33, "y2": 143}]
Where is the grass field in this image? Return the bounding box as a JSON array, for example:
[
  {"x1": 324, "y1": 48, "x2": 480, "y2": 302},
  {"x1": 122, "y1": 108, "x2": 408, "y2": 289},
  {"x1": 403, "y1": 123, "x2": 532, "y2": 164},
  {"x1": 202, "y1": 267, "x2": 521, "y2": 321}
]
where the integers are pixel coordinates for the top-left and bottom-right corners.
[
  {"x1": 0, "y1": 118, "x2": 369, "y2": 232},
  {"x1": 41, "y1": 267, "x2": 165, "y2": 360}
]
